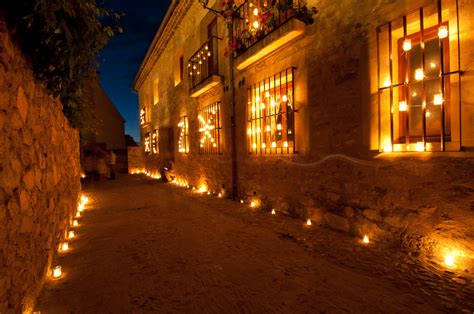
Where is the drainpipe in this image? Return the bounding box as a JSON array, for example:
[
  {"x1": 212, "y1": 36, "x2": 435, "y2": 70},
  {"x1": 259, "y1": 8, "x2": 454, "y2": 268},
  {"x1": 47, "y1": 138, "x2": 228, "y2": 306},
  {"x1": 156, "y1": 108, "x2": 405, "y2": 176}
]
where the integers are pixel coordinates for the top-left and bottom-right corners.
[{"x1": 226, "y1": 16, "x2": 238, "y2": 200}]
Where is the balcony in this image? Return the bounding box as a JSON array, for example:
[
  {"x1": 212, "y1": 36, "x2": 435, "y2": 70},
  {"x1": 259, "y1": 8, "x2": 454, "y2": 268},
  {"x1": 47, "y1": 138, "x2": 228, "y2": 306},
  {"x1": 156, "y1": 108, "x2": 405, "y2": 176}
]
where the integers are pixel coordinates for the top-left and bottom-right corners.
[
  {"x1": 188, "y1": 36, "x2": 222, "y2": 97},
  {"x1": 232, "y1": 0, "x2": 308, "y2": 70}
]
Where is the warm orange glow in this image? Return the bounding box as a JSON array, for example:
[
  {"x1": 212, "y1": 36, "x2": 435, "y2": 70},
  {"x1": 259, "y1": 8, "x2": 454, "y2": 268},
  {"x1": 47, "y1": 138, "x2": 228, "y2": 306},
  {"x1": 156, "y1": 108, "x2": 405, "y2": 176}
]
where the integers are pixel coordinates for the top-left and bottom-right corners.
[
  {"x1": 218, "y1": 193, "x2": 222, "y2": 198},
  {"x1": 271, "y1": 209, "x2": 276, "y2": 215},
  {"x1": 52, "y1": 266, "x2": 62, "y2": 278},
  {"x1": 306, "y1": 219, "x2": 312, "y2": 226},
  {"x1": 75, "y1": 211, "x2": 81, "y2": 218},
  {"x1": 60, "y1": 242, "x2": 69, "y2": 252},
  {"x1": 433, "y1": 93, "x2": 443, "y2": 106},
  {"x1": 250, "y1": 201, "x2": 256, "y2": 208},
  {"x1": 444, "y1": 255, "x2": 455, "y2": 267},
  {"x1": 240, "y1": 199, "x2": 244, "y2": 204},
  {"x1": 363, "y1": 235, "x2": 370, "y2": 244},
  {"x1": 415, "y1": 142, "x2": 424, "y2": 152},
  {"x1": 68, "y1": 231, "x2": 75, "y2": 239},
  {"x1": 438, "y1": 25, "x2": 448, "y2": 39},
  {"x1": 399, "y1": 101, "x2": 407, "y2": 112},
  {"x1": 402, "y1": 39, "x2": 412, "y2": 51},
  {"x1": 415, "y1": 68, "x2": 424, "y2": 81},
  {"x1": 72, "y1": 220, "x2": 79, "y2": 227}
]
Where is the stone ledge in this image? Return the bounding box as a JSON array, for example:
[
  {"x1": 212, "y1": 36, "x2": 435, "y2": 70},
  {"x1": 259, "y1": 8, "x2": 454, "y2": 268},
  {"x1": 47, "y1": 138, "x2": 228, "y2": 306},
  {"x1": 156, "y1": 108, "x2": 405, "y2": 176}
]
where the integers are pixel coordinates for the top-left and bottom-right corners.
[
  {"x1": 190, "y1": 75, "x2": 223, "y2": 98},
  {"x1": 235, "y1": 18, "x2": 306, "y2": 71}
]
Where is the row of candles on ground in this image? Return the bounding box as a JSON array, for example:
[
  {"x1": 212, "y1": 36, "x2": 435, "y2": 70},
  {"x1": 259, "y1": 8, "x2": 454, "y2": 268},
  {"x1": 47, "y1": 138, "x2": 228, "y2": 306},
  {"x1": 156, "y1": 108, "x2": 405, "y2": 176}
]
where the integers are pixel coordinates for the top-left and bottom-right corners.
[
  {"x1": 136, "y1": 170, "x2": 462, "y2": 269},
  {"x1": 50, "y1": 195, "x2": 90, "y2": 279}
]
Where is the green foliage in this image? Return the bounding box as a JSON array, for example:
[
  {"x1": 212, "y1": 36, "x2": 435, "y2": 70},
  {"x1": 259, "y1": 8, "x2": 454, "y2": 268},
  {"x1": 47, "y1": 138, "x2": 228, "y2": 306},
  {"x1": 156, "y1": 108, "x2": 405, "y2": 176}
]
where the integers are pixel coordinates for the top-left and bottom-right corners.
[{"x1": 3, "y1": 0, "x2": 122, "y2": 129}]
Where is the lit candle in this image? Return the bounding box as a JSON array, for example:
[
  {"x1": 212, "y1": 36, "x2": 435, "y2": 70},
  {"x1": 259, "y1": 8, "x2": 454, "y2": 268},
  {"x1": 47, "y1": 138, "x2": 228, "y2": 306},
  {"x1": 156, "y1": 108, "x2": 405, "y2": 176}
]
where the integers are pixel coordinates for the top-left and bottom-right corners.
[
  {"x1": 240, "y1": 200, "x2": 244, "y2": 204},
  {"x1": 78, "y1": 203, "x2": 85, "y2": 212},
  {"x1": 72, "y1": 220, "x2": 78, "y2": 227},
  {"x1": 363, "y1": 235, "x2": 370, "y2": 244},
  {"x1": 433, "y1": 93, "x2": 443, "y2": 105},
  {"x1": 60, "y1": 242, "x2": 69, "y2": 252},
  {"x1": 68, "y1": 231, "x2": 75, "y2": 239},
  {"x1": 75, "y1": 211, "x2": 81, "y2": 218},
  {"x1": 402, "y1": 39, "x2": 412, "y2": 51},
  {"x1": 250, "y1": 201, "x2": 256, "y2": 208},
  {"x1": 438, "y1": 25, "x2": 448, "y2": 39},
  {"x1": 271, "y1": 209, "x2": 276, "y2": 215},
  {"x1": 399, "y1": 101, "x2": 407, "y2": 112},
  {"x1": 306, "y1": 219, "x2": 312, "y2": 226},
  {"x1": 252, "y1": 21, "x2": 259, "y2": 29},
  {"x1": 415, "y1": 68, "x2": 424, "y2": 81},
  {"x1": 52, "y1": 266, "x2": 62, "y2": 278},
  {"x1": 218, "y1": 193, "x2": 222, "y2": 198},
  {"x1": 444, "y1": 255, "x2": 455, "y2": 267},
  {"x1": 415, "y1": 142, "x2": 424, "y2": 152}
]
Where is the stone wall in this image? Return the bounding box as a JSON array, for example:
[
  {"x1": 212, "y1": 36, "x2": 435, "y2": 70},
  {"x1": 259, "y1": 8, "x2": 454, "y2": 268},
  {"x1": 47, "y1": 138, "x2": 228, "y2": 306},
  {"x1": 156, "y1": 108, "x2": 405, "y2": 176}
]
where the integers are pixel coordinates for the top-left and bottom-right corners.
[
  {"x1": 136, "y1": 0, "x2": 474, "y2": 270},
  {"x1": 128, "y1": 146, "x2": 145, "y2": 174},
  {"x1": 0, "y1": 18, "x2": 81, "y2": 313}
]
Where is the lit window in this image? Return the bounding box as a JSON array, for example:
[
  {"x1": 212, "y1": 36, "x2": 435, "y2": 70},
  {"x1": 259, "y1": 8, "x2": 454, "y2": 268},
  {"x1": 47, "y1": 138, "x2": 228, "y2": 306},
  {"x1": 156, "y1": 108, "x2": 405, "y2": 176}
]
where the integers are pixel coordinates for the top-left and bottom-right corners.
[
  {"x1": 198, "y1": 102, "x2": 222, "y2": 155},
  {"x1": 377, "y1": 1, "x2": 461, "y2": 152},
  {"x1": 247, "y1": 68, "x2": 295, "y2": 154},
  {"x1": 178, "y1": 116, "x2": 189, "y2": 153},
  {"x1": 144, "y1": 132, "x2": 151, "y2": 154},
  {"x1": 153, "y1": 78, "x2": 159, "y2": 105},
  {"x1": 140, "y1": 108, "x2": 146, "y2": 126},
  {"x1": 152, "y1": 129, "x2": 159, "y2": 154}
]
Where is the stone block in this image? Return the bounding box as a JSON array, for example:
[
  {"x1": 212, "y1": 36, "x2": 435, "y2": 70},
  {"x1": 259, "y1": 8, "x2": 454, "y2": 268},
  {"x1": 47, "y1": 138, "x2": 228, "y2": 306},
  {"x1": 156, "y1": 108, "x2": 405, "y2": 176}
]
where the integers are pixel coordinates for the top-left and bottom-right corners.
[
  {"x1": 16, "y1": 87, "x2": 28, "y2": 124},
  {"x1": 22, "y1": 169, "x2": 35, "y2": 190},
  {"x1": 325, "y1": 212, "x2": 350, "y2": 233},
  {"x1": 363, "y1": 209, "x2": 382, "y2": 221}
]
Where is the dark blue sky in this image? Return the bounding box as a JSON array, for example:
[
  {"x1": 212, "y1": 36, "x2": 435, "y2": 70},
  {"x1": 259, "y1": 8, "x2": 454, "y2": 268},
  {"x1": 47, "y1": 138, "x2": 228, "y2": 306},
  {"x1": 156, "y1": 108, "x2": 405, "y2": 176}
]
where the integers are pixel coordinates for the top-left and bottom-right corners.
[{"x1": 99, "y1": 0, "x2": 172, "y2": 142}]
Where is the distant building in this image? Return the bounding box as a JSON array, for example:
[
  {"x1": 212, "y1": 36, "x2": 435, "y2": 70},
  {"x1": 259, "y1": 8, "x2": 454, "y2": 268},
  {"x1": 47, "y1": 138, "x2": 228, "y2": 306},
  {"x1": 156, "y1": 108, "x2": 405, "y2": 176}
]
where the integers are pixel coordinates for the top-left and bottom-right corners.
[{"x1": 82, "y1": 75, "x2": 127, "y2": 173}]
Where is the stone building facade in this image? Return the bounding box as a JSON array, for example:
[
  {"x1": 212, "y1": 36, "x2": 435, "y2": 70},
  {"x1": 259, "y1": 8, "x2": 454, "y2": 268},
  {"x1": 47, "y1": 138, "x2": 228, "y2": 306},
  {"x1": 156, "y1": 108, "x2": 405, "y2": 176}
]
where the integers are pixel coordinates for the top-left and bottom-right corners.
[
  {"x1": 0, "y1": 17, "x2": 81, "y2": 313},
  {"x1": 133, "y1": 0, "x2": 474, "y2": 270}
]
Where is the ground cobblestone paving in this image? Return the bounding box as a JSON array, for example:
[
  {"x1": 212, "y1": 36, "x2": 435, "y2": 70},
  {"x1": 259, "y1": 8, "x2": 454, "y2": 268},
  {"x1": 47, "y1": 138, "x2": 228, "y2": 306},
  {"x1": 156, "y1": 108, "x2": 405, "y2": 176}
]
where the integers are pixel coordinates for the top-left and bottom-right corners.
[{"x1": 36, "y1": 175, "x2": 474, "y2": 313}]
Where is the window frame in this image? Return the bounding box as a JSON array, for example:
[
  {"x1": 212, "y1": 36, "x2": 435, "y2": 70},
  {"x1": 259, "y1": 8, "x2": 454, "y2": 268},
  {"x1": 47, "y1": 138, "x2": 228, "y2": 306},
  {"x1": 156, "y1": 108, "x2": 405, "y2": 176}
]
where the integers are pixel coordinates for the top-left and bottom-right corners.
[
  {"x1": 198, "y1": 102, "x2": 222, "y2": 155},
  {"x1": 247, "y1": 67, "x2": 296, "y2": 155},
  {"x1": 178, "y1": 116, "x2": 189, "y2": 154}
]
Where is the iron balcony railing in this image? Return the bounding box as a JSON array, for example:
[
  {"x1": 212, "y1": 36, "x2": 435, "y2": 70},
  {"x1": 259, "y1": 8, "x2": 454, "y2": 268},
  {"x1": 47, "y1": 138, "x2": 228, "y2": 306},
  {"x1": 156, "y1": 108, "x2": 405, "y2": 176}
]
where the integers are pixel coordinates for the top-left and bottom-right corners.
[
  {"x1": 188, "y1": 36, "x2": 221, "y2": 91},
  {"x1": 232, "y1": 0, "x2": 304, "y2": 57}
]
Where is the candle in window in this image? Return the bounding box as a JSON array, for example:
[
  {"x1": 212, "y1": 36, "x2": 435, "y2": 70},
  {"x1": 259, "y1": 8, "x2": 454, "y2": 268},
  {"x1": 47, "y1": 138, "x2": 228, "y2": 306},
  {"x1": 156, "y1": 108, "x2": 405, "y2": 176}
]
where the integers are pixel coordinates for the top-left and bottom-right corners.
[
  {"x1": 265, "y1": 91, "x2": 270, "y2": 98},
  {"x1": 402, "y1": 39, "x2": 412, "y2": 51},
  {"x1": 438, "y1": 25, "x2": 448, "y2": 39},
  {"x1": 283, "y1": 141, "x2": 289, "y2": 148},
  {"x1": 270, "y1": 100, "x2": 275, "y2": 107},
  {"x1": 416, "y1": 142, "x2": 424, "y2": 152},
  {"x1": 266, "y1": 125, "x2": 270, "y2": 132},
  {"x1": 262, "y1": 143, "x2": 266, "y2": 149},
  {"x1": 271, "y1": 142, "x2": 277, "y2": 148},
  {"x1": 433, "y1": 93, "x2": 443, "y2": 105},
  {"x1": 415, "y1": 68, "x2": 424, "y2": 81},
  {"x1": 282, "y1": 95, "x2": 288, "y2": 102},
  {"x1": 253, "y1": 7, "x2": 259, "y2": 16},
  {"x1": 276, "y1": 124, "x2": 282, "y2": 130},
  {"x1": 252, "y1": 21, "x2": 259, "y2": 29},
  {"x1": 252, "y1": 143, "x2": 257, "y2": 149},
  {"x1": 399, "y1": 101, "x2": 407, "y2": 112},
  {"x1": 52, "y1": 266, "x2": 62, "y2": 278}
]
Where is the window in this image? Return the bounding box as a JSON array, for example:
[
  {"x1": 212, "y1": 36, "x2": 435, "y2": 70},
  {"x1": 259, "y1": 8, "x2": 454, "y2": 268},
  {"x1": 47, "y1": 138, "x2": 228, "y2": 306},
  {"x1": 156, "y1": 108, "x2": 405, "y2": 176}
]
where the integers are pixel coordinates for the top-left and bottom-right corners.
[
  {"x1": 175, "y1": 52, "x2": 184, "y2": 86},
  {"x1": 198, "y1": 102, "x2": 222, "y2": 155},
  {"x1": 152, "y1": 129, "x2": 159, "y2": 154},
  {"x1": 247, "y1": 67, "x2": 295, "y2": 154},
  {"x1": 144, "y1": 132, "x2": 151, "y2": 154},
  {"x1": 153, "y1": 78, "x2": 159, "y2": 104},
  {"x1": 377, "y1": 0, "x2": 461, "y2": 152},
  {"x1": 178, "y1": 116, "x2": 189, "y2": 153},
  {"x1": 140, "y1": 108, "x2": 146, "y2": 126}
]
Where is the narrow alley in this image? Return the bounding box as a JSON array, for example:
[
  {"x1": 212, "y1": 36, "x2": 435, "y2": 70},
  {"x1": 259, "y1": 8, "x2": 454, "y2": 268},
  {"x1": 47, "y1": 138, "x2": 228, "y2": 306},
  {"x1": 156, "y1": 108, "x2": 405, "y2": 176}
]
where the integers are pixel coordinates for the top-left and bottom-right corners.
[{"x1": 36, "y1": 175, "x2": 474, "y2": 313}]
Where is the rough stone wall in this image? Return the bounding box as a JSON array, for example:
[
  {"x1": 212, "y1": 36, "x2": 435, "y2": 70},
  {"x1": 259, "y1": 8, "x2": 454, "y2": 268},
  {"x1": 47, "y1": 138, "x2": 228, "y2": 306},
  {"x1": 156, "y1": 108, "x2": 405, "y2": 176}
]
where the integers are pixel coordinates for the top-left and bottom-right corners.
[
  {"x1": 128, "y1": 146, "x2": 145, "y2": 174},
  {"x1": 138, "y1": 0, "x2": 474, "y2": 269},
  {"x1": 0, "y1": 19, "x2": 81, "y2": 313}
]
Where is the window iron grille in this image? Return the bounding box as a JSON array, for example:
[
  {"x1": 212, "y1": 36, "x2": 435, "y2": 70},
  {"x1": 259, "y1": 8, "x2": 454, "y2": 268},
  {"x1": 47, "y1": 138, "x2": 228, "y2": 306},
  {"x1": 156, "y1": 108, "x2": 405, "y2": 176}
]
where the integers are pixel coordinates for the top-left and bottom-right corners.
[
  {"x1": 247, "y1": 67, "x2": 296, "y2": 155},
  {"x1": 199, "y1": 102, "x2": 222, "y2": 155}
]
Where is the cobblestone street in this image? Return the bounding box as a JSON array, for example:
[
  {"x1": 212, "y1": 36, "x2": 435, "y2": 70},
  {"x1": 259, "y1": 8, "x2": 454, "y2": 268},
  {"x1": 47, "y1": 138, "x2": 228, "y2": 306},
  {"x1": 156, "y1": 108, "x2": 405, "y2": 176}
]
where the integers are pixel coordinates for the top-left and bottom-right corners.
[{"x1": 37, "y1": 175, "x2": 474, "y2": 313}]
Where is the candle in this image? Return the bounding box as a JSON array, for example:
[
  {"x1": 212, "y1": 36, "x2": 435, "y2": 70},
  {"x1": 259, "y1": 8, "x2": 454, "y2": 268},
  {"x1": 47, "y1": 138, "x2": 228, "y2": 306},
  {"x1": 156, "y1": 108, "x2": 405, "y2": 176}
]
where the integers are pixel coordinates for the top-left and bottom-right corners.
[
  {"x1": 306, "y1": 219, "x2": 312, "y2": 226},
  {"x1": 271, "y1": 209, "x2": 276, "y2": 215},
  {"x1": 52, "y1": 266, "x2": 62, "y2": 278},
  {"x1": 363, "y1": 235, "x2": 370, "y2": 244},
  {"x1": 73, "y1": 220, "x2": 78, "y2": 227},
  {"x1": 60, "y1": 242, "x2": 69, "y2": 252},
  {"x1": 68, "y1": 231, "x2": 75, "y2": 239}
]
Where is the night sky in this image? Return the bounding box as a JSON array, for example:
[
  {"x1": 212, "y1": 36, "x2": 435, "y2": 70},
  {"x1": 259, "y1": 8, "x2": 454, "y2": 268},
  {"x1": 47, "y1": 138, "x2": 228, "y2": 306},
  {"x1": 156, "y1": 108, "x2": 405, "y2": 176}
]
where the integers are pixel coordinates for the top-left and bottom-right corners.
[{"x1": 98, "y1": 0, "x2": 172, "y2": 143}]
